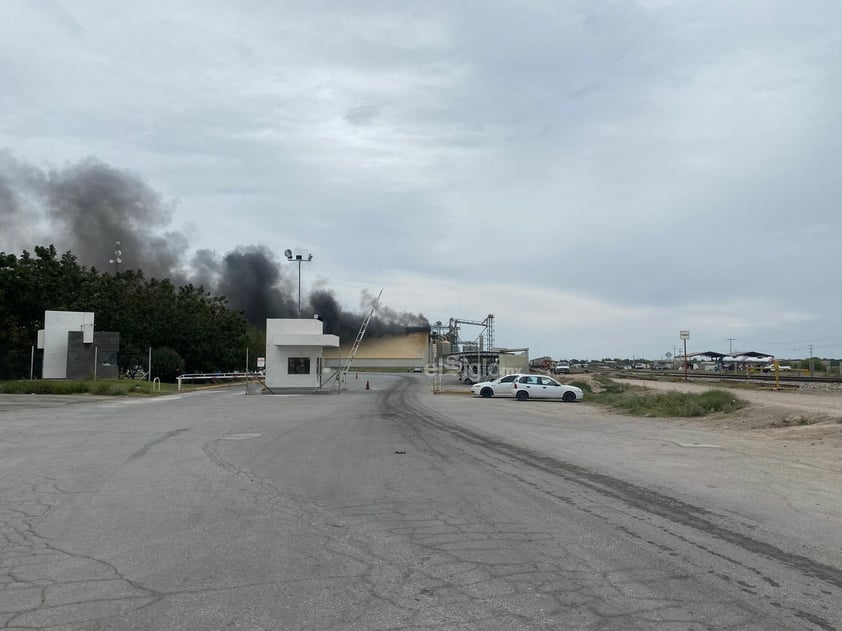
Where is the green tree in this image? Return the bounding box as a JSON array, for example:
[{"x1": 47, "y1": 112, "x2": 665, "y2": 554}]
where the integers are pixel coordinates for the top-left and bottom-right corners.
[
  {"x1": 0, "y1": 246, "x2": 97, "y2": 378},
  {"x1": 799, "y1": 357, "x2": 826, "y2": 372},
  {"x1": 1, "y1": 244, "x2": 252, "y2": 379},
  {"x1": 244, "y1": 325, "x2": 266, "y2": 371}
]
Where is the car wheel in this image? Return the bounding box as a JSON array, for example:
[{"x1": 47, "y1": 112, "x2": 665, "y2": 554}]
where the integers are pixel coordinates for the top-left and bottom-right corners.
[
  {"x1": 516, "y1": 390, "x2": 529, "y2": 401},
  {"x1": 480, "y1": 387, "x2": 493, "y2": 398},
  {"x1": 562, "y1": 391, "x2": 576, "y2": 402}
]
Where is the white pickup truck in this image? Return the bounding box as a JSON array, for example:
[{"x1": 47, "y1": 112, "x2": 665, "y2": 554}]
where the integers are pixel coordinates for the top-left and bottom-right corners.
[
  {"x1": 552, "y1": 363, "x2": 571, "y2": 374},
  {"x1": 762, "y1": 363, "x2": 792, "y2": 373}
]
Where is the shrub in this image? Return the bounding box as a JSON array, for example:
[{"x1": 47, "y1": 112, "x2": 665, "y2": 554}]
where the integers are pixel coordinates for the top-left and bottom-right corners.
[
  {"x1": 569, "y1": 380, "x2": 592, "y2": 393},
  {"x1": 90, "y1": 382, "x2": 131, "y2": 396},
  {"x1": 589, "y1": 381, "x2": 745, "y2": 417},
  {"x1": 593, "y1": 376, "x2": 627, "y2": 394},
  {"x1": 0, "y1": 378, "x2": 181, "y2": 395},
  {"x1": 0, "y1": 380, "x2": 90, "y2": 394},
  {"x1": 151, "y1": 347, "x2": 185, "y2": 383}
]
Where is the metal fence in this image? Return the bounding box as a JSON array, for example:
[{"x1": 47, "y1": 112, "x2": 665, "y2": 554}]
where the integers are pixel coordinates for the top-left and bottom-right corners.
[{"x1": 176, "y1": 372, "x2": 252, "y2": 390}]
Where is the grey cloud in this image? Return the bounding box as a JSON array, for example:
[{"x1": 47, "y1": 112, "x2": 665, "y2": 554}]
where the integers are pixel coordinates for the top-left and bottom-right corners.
[
  {"x1": 344, "y1": 105, "x2": 381, "y2": 126},
  {"x1": 2, "y1": 2, "x2": 841, "y2": 357}
]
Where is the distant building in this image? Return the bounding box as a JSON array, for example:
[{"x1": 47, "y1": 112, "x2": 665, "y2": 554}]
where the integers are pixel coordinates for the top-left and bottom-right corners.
[{"x1": 450, "y1": 348, "x2": 530, "y2": 384}]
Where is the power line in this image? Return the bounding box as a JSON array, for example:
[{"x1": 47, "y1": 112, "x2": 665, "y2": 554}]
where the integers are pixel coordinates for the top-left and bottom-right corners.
[{"x1": 738, "y1": 336, "x2": 842, "y2": 347}]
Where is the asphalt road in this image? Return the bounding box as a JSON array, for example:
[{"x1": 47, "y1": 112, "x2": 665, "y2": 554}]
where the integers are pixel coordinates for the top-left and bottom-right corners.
[{"x1": 1, "y1": 375, "x2": 840, "y2": 630}]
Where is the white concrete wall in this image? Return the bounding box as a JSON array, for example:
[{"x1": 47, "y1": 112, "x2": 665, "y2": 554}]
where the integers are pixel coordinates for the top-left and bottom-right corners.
[
  {"x1": 42, "y1": 311, "x2": 94, "y2": 379},
  {"x1": 265, "y1": 344, "x2": 321, "y2": 388}
]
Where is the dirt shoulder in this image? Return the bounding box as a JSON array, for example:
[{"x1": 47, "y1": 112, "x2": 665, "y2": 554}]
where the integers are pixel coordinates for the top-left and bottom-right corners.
[{"x1": 607, "y1": 375, "x2": 842, "y2": 446}]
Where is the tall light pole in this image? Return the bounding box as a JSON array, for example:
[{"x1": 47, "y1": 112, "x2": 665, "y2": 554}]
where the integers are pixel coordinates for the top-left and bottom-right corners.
[
  {"x1": 284, "y1": 249, "x2": 313, "y2": 318},
  {"x1": 109, "y1": 241, "x2": 122, "y2": 274}
]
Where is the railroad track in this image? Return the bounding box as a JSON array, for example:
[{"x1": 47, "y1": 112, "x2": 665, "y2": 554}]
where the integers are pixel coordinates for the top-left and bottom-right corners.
[{"x1": 620, "y1": 371, "x2": 842, "y2": 385}]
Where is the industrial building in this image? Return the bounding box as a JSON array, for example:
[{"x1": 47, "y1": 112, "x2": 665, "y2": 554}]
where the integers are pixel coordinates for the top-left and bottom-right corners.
[
  {"x1": 273, "y1": 311, "x2": 528, "y2": 386},
  {"x1": 686, "y1": 350, "x2": 775, "y2": 371},
  {"x1": 322, "y1": 326, "x2": 432, "y2": 371},
  {"x1": 430, "y1": 314, "x2": 530, "y2": 383}
]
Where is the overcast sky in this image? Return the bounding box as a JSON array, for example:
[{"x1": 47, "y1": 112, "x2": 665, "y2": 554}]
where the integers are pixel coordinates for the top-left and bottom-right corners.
[{"x1": 2, "y1": 0, "x2": 841, "y2": 360}]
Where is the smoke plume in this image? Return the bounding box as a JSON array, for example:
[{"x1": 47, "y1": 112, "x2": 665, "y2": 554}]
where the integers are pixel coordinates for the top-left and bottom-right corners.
[
  {"x1": 309, "y1": 289, "x2": 428, "y2": 341},
  {"x1": 0, "y1": 152, "x2": 428, "y2": 338},
  {"x1": 217, "y1": 246, "x2": 297, "y2": 327}
]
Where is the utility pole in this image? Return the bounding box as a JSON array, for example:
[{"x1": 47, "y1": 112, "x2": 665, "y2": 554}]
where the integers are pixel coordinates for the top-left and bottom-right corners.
[
  {"x1": 727, "y1": 338, "x2": 734, "y2": 354},
  {"x1": 809, "y1": 344, "x2": 814, "y2": 377}
]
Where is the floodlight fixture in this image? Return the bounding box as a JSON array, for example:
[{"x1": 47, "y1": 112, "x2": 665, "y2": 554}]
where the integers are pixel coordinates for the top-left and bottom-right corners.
[{"x1": 284, "y1": 248, "x2": 314, "y2": 318}]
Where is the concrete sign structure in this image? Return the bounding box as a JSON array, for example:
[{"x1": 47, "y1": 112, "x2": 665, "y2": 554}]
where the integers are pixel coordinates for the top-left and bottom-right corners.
[
  {"x1": 39, "y1": 311, "x2": 94, "y2": 379},
  {"x1": 37, "y1": 310, "x2": 120, "y2": 379},
  {"x1": 265, "y1": 318, "x2": 339, "y2": 391}
]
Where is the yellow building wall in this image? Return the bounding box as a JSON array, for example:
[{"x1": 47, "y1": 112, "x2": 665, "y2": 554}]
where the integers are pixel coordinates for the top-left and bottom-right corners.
[{"x1": 323, "y1": 331, "x2": 430, "y2": 367}]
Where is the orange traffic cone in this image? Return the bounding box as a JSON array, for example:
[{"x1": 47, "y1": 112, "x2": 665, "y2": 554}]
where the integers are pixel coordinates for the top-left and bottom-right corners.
[{"x1": 365, "y1": 380, "x2": 370, "y2": 390}]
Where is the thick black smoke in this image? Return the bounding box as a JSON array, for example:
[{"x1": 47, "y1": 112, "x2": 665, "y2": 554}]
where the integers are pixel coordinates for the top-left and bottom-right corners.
[
  {"x1": 217, "y1": 246, "x2": 297, "y2": 327},
  {"x1": 0, "y1": 152, "x2": 185, "y2": 280},
  {"x1": 309, "y1": 289, "x2": 428, "y2": 341},
  {"x1": 0, "y1": 152, "x2": 428, "y2": 336}
]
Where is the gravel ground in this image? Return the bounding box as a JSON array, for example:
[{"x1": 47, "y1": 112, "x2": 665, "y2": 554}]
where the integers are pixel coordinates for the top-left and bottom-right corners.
[
  {"x1": 797, "y1": 381, "x2": 842, "y2": 395},
  {"x1": 440, "y1": 372, "x2": 842, "y2": 454},
  {"x1": 615, "y1": 377, "x2": 842, "y2": 419},
  {"x1": 611, "y1": 376, "x2": 842, "y2": 451}
]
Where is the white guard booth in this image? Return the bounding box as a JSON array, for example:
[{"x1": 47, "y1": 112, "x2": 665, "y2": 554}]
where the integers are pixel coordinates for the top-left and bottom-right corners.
[{"x1": 265, "y1": 318, "x2": 339, "y2": 391}]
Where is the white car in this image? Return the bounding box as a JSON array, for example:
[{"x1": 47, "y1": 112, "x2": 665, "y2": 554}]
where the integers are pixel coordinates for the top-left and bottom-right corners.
[
  {"x1": 470, "y1": 374, "x2": 525, "y2": 398},
  {"x1": 512, "y1": 375, "x2": 583, "y2": 402},
  {"x1": 553, "y1": 363, "x2": 571, "y2": 374}
]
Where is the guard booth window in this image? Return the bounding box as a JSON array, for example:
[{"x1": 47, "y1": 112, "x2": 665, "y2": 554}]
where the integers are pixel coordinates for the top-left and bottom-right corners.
[{"x1": 288, "y1": 357, "x2": 310, "y2": 374}]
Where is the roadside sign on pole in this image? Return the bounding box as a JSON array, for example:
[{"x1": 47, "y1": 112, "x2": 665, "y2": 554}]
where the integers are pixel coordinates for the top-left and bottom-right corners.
[
  {"x1": 257, "y1": 357, "x2": 266, "y2": 369},
  {"x1": 679, "y1": 331, "x2": 690, "y2": 381}
]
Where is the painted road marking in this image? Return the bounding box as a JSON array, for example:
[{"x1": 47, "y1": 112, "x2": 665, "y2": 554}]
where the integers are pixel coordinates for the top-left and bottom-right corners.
[{"x1": 675, "y1": 442, "x2": 722, "y2": 448}]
